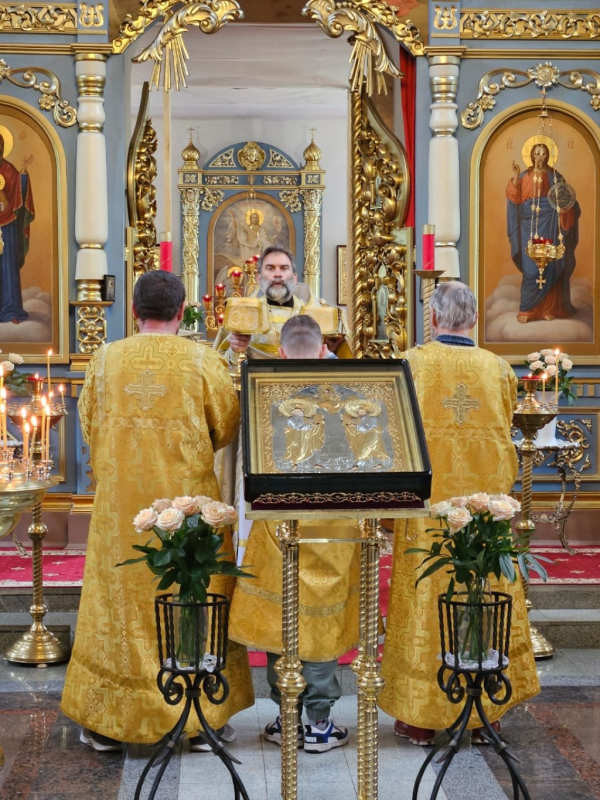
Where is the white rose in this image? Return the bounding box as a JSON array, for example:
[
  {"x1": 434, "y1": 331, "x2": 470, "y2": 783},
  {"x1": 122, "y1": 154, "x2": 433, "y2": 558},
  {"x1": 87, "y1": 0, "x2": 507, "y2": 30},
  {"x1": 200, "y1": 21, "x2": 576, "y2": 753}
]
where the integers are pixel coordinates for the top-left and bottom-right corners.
[
  {"x1": 468, "y1": 492, "x2": 490, "y2": 512},
  {"x1": 152, "y1": 498, "x2": 172, "y2": 512},
  {"x1": 156, "y1": 507, "x2": 185, "y2": 531},
  {"x1": 7, "y1": 352, "x2": 24, "y2": 365},
  {"x1": 446, "y1": 507, "x2": 473, "y2": 533},
  {"x1": 1, "y1": 360, "x2": 14, "y2": 373},
  {"x1": 133, "y1": 507, "x2": 158, "y2": 532},
  {"x1": 172, "y1": 496, "x2": 199, "y2": 515},
  {"x1": 495, "y1": 494, "x2": 521, "y2": 513},
  {"x1": 545, "y1": 355, "x2": 557, "y2": 365},
  {"x1": 529, "y1": 360, "x2": 543, "y2": 372},
  {"x1": 545, "y1": 364, "x2": 557, "y2": 377},
  {"x1": 540, "y1": 348, "x2": 555, "y2": 357},
  {"x1": 558, "y1": 352, "x2": 570, "y2": 362},
  {"x1": 430, "y1": 500, "x2": 453, "y2": 518},
  {"x1": 201, "y1": 500, "x2": 238, "y2": 528},
  {"x1": 488, "y1": 499, "x2": 516, "y2": 522},
  {"x1": 449, "y1": 496, "x2": 469, "y2": 509},
  {"x1": 527, "y1": 352, "x2": 541, "y2": 361},
  {"x1": 561, "y1": 359, "x2": 573, "y2": 371},
  {"x1": 193, "y1": 495, "x2": 214, "y2": 510}
]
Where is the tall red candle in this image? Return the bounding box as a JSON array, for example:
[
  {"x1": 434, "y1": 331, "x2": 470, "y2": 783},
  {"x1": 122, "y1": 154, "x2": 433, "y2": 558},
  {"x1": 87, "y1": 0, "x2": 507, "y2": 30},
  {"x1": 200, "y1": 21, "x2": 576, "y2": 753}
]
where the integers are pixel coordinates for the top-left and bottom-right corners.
[
  {"x1": 422, "y1": 224, "x2": 435, "y2": 271},
  {"x1": 159, "y1": 232, "x2": 173, "y2": 272}
]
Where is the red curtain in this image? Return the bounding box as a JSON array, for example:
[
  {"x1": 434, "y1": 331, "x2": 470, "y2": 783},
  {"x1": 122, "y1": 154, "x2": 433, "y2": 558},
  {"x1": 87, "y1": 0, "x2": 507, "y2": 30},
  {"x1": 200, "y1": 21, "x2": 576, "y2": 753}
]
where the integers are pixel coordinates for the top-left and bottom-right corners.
[{"x1": 400, "y1": 46, "x2": 416, "y2": 229}]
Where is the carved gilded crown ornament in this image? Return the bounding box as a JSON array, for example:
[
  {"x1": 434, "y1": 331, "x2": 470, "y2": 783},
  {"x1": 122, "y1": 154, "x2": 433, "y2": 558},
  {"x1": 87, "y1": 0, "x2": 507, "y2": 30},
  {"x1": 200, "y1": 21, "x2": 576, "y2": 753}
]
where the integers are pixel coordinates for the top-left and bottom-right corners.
[
  {"x1": 461, "y1": 61, "x2": 600, "y2": 130},
  {"x1": 0, "y1": 60, "x2": 76, "y2": 128}
]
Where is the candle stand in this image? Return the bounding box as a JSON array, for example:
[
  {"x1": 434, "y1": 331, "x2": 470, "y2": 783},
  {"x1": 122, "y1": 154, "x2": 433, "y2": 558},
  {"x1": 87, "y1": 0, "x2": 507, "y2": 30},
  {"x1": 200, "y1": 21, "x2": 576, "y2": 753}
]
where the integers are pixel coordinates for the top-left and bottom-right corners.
[
  {"x1": 513, "y1": 377, "x2": 557, "y2": 660},
  {"x1": 3, "y1": 377, "x2": 68, "y2": 665},
  {"x1": 414, "y1": 270, "x2": 444, "y2": 344}
]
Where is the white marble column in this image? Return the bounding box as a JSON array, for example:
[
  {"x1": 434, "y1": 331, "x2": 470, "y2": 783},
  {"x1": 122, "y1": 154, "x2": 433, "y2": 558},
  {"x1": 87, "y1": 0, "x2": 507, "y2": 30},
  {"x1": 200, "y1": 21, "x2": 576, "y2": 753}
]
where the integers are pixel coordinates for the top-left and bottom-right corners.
[
  {"x1": 428, "y1": 55, "x2": 461, "y2": 279},
  {"x1": 75, "y1": 53, "x2": 108, "y2": 301}
]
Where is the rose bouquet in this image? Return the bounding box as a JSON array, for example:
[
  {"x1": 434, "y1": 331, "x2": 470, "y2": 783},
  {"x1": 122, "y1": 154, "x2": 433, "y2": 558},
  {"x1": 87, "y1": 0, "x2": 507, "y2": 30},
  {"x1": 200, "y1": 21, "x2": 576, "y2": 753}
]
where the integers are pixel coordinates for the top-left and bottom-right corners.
[
  {"x1": 121, "y1": 495, "x2": 249, "y2": 603},
  {"x1": 525, "y1": 349, "x2": 575, "y2": 405},
  {"x1": 0, "y1": 351, "x2": 31, "y2": 395},
  {"x1": 181, "y1": 301, "x2": 204, "y2": 332},
  {"x1": 406, "y1": 493, "x2": 549, "y2": 661}
]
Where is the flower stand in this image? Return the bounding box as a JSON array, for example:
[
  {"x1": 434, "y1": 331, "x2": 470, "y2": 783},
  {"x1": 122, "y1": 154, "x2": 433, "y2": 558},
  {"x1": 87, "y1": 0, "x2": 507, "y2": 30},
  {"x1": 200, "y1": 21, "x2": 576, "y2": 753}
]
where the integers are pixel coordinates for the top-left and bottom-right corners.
[
  {"x1": 134, "y1": 593, "x2": 249, "y2": 800},
  {"x1": 412, "y1": 592, "x2": 531, "y2": 800}
]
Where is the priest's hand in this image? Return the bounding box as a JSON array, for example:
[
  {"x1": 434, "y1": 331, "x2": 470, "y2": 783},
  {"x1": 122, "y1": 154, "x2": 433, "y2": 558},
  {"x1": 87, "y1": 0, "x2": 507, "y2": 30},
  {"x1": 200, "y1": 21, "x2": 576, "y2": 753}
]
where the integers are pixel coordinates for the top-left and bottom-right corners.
[
  {"x1": 324, "y1": 335, "x2": 344, "y2": 353},
  {"x1": 229, "y1": 332, "x2": 252, "y2": 352}
]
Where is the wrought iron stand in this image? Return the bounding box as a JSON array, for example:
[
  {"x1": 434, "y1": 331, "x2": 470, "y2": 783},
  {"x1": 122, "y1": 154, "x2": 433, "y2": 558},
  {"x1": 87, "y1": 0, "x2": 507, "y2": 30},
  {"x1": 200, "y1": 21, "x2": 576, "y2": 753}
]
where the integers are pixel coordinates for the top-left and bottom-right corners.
[
  {"x1": 134, "y1": 593, "x2": 249, "y2": 800},
  {"x1": 412, "y1": 592, "x2": 531, "y2": 800}
]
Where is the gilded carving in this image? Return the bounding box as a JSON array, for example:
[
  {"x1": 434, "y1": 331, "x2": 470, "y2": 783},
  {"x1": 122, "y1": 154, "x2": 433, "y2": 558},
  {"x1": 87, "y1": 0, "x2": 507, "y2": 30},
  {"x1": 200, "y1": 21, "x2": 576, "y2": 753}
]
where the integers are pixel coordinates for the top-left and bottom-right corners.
[
  {"x1": 205, "y1": 174, "x2": 239, "y2": 185},
  {"x1": 0, "y1": 60, "x2": 76, "y2": 128},
  {"x1": 299, "y1": 188, "x2": 323, "y2": 297},
  {"x1": 131, "y1": 119, "x2": 158, "y2": 277},
  {"x1": 352, "y1": 93, "x2": 410, "y2": 359},
  {"x1": 238, "y1": 141, "x2": 266, "y2": 172},
  {"x1": 267, "y1": 149, "x2": 294, "y2": 169},
  {"x1": 303, "y1": 0, "x2": 424, "y2": 92},
  {"x1": 461, "y1": 10, "x2": 600, "y2": 40},
  {"x1": 209, "y1": 148, "x2": 235, "y2": 168},
  {"x1": 79, "y1": 3, "x2": 104, "y2": 27},
  {"x1": 461, "y1": 62, "x2": 600, "y2": 130},
  {"x1": 179, "y1": 186, "x2": 200, "y2": 305},
  {"x1": 433, "y1": 5, "x2": 458, "y2": 31},
  {"x1": 279, "y1": 189, "x2": 302, "y2": 213},
  {"x1": 129, "y1": 0, "x2": 244, "y2": 90},
  {"x1": 0, "y1": 3, "x2": 77, "y2": 32},
  {"x1": 264, "y1": 175, "x2": 297, "y2": 186},
  {"x1": 556, "y1": 419, "x2": 593, "y2": 473},
  {"x1": 200, "y1": 187, "x2": 224, "y2": 212},
  {"x1": 76, "y1": 305, "x2": 107, "y2": 355}
]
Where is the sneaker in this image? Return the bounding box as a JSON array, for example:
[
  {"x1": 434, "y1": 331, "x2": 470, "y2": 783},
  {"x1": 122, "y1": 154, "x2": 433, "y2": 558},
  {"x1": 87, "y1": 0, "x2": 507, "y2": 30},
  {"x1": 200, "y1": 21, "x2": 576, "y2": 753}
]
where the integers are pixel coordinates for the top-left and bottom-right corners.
[
  {"x1": 80, "y1": 728, "x2": 122, "y2": 752},
  {"x1": 189, "y1": 724, "x2": 237, "y2": 753},
  {"x1": 263, "y1": 715, "x2": 304, "y2": 747},
  {"x1": 471, "y1": 720, "x2": 500, "y2": 746},
  {"x1": 394, "y1": 720, "x2": 436, "y2": 746},
  {"x1": 303, "y1": 719, "x2": 349, "y2": 754}
]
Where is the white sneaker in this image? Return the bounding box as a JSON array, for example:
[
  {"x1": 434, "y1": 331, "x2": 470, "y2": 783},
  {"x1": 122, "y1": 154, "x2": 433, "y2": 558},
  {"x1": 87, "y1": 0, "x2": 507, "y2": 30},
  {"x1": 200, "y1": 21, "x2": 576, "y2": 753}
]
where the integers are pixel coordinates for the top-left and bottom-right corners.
[
  {"x1": 79, "y1": 728, "x2": 122, "y2": 752},
  {"x1": 303, "y1": 719, "x2": 349, "y2": 754},
  {"x1": 189, "y1": 723, "x2": 237, "y2": 753}
]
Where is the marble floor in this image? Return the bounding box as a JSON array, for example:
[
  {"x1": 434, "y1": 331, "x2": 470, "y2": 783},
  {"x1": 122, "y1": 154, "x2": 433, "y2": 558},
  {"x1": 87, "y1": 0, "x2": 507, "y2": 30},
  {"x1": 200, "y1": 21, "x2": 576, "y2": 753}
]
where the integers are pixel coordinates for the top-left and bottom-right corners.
[{"x1": 1, "y1": 650, "x2": 600, "y2": 800}]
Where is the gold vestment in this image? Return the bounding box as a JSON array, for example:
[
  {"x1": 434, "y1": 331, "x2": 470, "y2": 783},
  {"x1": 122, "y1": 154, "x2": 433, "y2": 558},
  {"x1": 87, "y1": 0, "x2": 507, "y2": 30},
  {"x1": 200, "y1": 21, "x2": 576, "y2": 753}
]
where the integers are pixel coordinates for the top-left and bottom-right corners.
[
  {"x1": 229, "y1": 521, "x2": 361, "y2": 662},
  {"x1": 379, "y1": 341, "x2": 539, "y2": 729},
  {"x1": 61, "y1": 335, "x2": 254, "y2": 743}
]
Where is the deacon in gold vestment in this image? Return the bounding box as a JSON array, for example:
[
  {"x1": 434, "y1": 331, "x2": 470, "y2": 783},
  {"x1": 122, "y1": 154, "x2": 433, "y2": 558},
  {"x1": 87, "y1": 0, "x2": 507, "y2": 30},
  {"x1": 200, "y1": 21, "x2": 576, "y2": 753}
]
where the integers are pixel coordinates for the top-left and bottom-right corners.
[
  {"x1": 229, "y1": 314, "x2": 357, "y2": 753},
  {"x1": 379, "y1": 282, "x2": 539, "y2": 741},
  {"x1": 61, "y1": 272, "x2": 254, "y2": 747}
]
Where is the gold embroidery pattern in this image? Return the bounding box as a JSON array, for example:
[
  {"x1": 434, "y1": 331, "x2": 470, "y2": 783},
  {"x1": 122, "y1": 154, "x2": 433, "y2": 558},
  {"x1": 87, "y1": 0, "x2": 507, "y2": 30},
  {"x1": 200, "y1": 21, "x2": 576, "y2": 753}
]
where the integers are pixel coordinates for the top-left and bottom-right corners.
[
  {"x1": 124, "y1": 370, "x2": 168, "y2": 411},
  {"x1": 236, "y1": 580, "x2": 359, "y2": 617},
  {"x1": 253, "y1": 491, "x2": 420, "y2": 506},
  {"x1": 442, "y1": 383, "x2": 481, "y2": 425}
]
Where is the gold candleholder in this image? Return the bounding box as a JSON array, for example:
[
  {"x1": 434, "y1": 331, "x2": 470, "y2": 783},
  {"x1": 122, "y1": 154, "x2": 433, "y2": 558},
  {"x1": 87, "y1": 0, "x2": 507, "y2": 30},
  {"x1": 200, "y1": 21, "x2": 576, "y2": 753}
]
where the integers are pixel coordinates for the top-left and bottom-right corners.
[
  {"x1": 513, "y1": 376, "x2": 557, "y2": 660},
  {"x1": 202, "y1": 295, "x2": 218, "y2": 340},
  {"x1": 243, "y1": 257, "x2": 259, "y2": 296},
  {"x1": 223, "y1": 297, "x2": 270, "y2": 391},
  {"x1": 414, "y1": 269, "x2": 444, "y2": 344},
  {"x1": 229, "y1": 268, "x2": 243, "y2": 298},
  {"x1": 214, "y1": 284, "x2": 226, "y2": 317}
]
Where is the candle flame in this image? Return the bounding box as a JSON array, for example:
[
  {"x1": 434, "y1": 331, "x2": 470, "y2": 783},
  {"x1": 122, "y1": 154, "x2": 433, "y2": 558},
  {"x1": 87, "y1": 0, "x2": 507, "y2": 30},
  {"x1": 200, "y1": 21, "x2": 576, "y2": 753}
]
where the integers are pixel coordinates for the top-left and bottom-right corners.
[
  {"x1": 47, "y1": 349, "x2": 53, "y2": 356},
  {"x1": 59, "y1": 384, "x2": 64, "y2": 393},
  {"x1": 41, "y1": 396, "x2": 47, "y2": 407},
  {"x1": 31, "y1": 415, "x2": 37, "y2": 426},
  {"x1": 34, "y1": 373, "x2": 39, "y2": 379},
  {"x1": 20, "y1": 408, "x2": 27, "y2": 419},
  {"x1": 0, "y1": 403, "x2": 4, "y2": 413},
  {"x1": 0, "y1": 388, "x2": 5, "y2": 400},
  {"x1": 24, "y1": 422, "x2": 29, "y2": 433},
  {"x1": 44, "y1": 406, "x2": 50, "y2": 416}
]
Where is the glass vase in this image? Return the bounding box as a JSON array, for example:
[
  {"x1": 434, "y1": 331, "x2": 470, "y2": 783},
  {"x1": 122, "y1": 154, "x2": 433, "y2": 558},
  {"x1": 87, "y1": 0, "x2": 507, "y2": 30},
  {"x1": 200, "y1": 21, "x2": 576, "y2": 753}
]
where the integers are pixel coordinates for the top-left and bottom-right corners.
[
  {"x1": 455, "y1": 580, "x2": 493, "y2": 666},
  {"x1": 172, "y1": 596, "x2": 208, "y2": 671}
]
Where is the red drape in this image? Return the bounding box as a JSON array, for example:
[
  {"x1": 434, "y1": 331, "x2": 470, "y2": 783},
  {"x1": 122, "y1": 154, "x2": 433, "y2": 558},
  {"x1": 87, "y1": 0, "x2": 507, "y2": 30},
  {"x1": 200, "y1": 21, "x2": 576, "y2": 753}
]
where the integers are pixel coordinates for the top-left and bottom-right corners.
[{"x1": 400, "y1": 46, "x2": 416, "y2": 229}]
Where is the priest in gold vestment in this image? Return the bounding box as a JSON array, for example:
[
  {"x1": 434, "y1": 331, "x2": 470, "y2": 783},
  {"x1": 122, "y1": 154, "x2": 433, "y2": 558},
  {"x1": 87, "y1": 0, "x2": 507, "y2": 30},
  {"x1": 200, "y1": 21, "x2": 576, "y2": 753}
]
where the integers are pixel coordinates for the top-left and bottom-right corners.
[
  {"x1": 379, "y1": 282, "x2": 539, "y2": 744},
  {"x1": 229, "y1": 314, "x2": 357, "y2": 753},
  {"x1": 61, "y1": 271, "x2": 254, "y2": 750}
]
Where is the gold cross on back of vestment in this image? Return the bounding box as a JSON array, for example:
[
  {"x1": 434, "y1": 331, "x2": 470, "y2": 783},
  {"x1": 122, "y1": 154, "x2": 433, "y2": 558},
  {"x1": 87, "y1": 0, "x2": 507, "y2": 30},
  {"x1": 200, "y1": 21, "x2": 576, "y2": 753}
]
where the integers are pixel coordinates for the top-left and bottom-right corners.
[
  {"x1": 124, "y1": 369, "x2": 168, "y2": 412},
  {"x1": 442, "y1": 383, "x2": 480, "y2": 425}
]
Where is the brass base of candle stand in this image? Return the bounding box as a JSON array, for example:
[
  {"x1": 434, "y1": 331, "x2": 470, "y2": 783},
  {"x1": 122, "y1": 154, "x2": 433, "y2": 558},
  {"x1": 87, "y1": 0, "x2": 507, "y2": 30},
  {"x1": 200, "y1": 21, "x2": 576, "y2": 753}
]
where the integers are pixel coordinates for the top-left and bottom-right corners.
[
  {"x1": 529, "y1": 625, "x2": 555, "y2": 660},
  {"x1": 4, "y1": 619, "x2": 71, "y2": 665}
]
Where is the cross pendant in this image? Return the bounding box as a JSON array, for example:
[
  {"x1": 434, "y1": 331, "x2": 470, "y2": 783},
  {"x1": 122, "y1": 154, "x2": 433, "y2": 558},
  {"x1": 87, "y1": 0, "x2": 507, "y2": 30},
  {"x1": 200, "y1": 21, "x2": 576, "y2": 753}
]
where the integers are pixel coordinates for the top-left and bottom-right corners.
[{"x1": 536, "y1": 273, "x2": 546, "y2": 289}]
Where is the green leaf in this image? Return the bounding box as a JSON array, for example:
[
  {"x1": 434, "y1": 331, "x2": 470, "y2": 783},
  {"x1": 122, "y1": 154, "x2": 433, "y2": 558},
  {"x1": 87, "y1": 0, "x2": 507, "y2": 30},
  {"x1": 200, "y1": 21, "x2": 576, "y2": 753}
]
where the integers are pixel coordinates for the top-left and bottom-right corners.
[
  {"x1": 153, "y1": 550, "x2": 173, "y2": 567},
  {"x1": 498, "y1": 552, "x2": 516, "y2": 583},
  {"x1": 116, "y1": 556, "x2": 147, "y2": 567}
]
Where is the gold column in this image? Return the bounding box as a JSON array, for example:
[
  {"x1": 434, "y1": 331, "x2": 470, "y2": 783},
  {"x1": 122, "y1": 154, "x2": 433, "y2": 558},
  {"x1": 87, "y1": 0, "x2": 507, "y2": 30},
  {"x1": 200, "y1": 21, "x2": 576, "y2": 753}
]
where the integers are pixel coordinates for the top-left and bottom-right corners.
[
  {"x1": 414, "y1": 269, "x2": 444, "y2": 344},
  {"x1": 178, "y1": 135, "x2": 202, "y2": 304},
  {"x1": 275, "y1": 519, "x2": 306, "y2": 800},
  {"x1": 300, "y1": 135, "x2": 325, "y2": 298}
]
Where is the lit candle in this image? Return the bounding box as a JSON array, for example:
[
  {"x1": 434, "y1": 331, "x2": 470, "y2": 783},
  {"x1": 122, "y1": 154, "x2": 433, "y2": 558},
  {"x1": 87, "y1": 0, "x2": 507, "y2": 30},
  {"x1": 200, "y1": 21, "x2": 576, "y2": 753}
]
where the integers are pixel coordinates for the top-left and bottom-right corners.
[
  {"x1": 0, "y1": 402, "x2": 6, "y2": 450},
  {"x1": 554, "y1": 348, "x2": 560, "y2": 407},
  {"x1": 422, "y1": 224, "x2": 435, "y2": 271},
  {"x1": 46, "y1": 349, "x2": 52, "y2": 393},
  {"x1": 43, "y1": 405, "x2": 51, "y2": 461},
  {"x1": 541, "y1": 372, "x2": 547, "y2": 405},
  {"x1": 34, "y1": 373, "x2": 39, "y2": 379},
  {"x1": 0, "y1": 365, "x2": 3, "y2": 392},
  {"x1": 59, "y1": 384, "x2": 65, "y2": 407},
  {"x1": 22, "y1": 421, "x2": 29, "y2": 463},
  {"x1": 30, "y1": 416, "x2": 37, "y2": 461}
]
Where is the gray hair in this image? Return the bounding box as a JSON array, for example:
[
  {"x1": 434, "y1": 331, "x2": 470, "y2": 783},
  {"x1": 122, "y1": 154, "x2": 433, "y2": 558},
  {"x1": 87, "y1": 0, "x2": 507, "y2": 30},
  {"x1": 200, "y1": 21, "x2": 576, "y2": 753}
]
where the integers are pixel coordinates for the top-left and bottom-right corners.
[
  {"x1": 257, "y1": 246, "x2": 296, "y2": 274},
  {"x1": 430, "y1": 281, "x2": 477, "y2": 332}
]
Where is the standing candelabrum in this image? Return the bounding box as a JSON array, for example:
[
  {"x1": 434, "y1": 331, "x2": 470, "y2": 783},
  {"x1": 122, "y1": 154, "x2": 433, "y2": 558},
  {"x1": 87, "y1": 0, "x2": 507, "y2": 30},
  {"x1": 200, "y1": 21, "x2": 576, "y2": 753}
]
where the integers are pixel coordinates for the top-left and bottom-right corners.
[
  {"x1": 223, "y1": 297, "x2": 270, "y2": 392},
  {"x1": 243, "y1": 256, "x2": 259, "y2": 296},
  {"x1": 513, "y1": 375, "x2": 557, "y2": 660},
  {"x1": 3, "y1": 375, "x2": 69, "y2": 665}
]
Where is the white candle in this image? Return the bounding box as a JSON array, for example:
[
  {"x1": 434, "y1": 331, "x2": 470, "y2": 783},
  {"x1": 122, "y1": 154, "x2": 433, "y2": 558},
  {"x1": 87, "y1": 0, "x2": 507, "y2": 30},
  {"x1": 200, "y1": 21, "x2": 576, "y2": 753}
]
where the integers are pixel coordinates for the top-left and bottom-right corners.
[
  {"x1": 23, "y1": 422, "x2": 29, "y2": 463},
  {"x1": 554, "y1": 348, "x2": 560, "y2": 406},
  {"x1": 44, "y1": 406, "x2": 51, "y2": 461},
  {"x1": 0, "y1": 402, "x2": 6, "y2": 450},
  {"x1": 30, "y1": 415, "x2": 37, "y2": 461},
  {"x1": 47, "y1": 349, "x2": 52, "y2": 394},
  {"x1": 0, "y1": 365, "x2": 3, "y2": 392},
  {"x1": 59, "y1": 384, "x2": 65, "y2": 408},
  {"x1": 542, "y1": 373, "x2": 547, "y2": 406}
]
